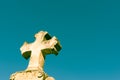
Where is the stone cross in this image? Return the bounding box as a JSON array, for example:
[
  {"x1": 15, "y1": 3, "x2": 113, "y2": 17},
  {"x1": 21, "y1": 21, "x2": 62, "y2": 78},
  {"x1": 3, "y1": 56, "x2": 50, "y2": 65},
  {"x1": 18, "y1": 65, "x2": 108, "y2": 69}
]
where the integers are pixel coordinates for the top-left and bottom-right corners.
[
  {"x1": 20, "y1": 31, "x2": 62, "y2": 71},
  {"x1": 10, "y1": 31, "x2": 62, "y2": 80}
]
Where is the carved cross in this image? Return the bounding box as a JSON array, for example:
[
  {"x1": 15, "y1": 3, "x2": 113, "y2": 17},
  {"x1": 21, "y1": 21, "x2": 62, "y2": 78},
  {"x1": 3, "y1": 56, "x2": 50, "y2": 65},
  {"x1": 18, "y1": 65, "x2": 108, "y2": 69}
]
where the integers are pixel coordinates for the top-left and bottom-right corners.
[{"x1": 20, "y1": 31, "x2": 62, "y2": 71}]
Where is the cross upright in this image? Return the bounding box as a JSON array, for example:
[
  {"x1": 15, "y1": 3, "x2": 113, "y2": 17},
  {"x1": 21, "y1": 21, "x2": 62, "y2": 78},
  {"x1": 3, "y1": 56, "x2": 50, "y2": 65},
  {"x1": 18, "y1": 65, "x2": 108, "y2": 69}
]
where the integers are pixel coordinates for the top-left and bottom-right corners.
[{"x1": 20, "y1": 31, "x2": 62, "y2": 71}]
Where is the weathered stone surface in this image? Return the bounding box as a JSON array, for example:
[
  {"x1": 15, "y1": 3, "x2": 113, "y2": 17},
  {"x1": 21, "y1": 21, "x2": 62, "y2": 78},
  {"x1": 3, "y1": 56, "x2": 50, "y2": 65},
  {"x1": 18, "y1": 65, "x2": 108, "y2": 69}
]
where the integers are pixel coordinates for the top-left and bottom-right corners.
[
  {"x1": 10, "y1": 70, "x2": 54, "y2": 80},
  {"x1": 10, "y1": 31, "x2": 62, "y2": 80},
  {"x1": 20, "y1": 31, "x2": 61, "y2": 71}
]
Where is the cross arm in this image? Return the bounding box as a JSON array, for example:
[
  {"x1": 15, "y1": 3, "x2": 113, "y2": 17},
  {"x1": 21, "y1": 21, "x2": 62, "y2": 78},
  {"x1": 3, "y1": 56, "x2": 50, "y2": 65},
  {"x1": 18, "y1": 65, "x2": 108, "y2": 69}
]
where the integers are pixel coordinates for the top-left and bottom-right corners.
[
  {"x1": 20, "y1": 42, "x2": 31, "y2": 59},
  {"x1": 42, "y1": 36, "x2": 62, "y2": 56}
]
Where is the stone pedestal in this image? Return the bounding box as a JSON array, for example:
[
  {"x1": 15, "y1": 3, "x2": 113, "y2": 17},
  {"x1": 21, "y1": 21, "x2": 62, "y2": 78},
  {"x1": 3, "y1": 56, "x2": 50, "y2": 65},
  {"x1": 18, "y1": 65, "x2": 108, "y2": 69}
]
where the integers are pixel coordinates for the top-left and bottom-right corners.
[{"x1": 10, "y1": 70, "x2": 54, "y2": 80}]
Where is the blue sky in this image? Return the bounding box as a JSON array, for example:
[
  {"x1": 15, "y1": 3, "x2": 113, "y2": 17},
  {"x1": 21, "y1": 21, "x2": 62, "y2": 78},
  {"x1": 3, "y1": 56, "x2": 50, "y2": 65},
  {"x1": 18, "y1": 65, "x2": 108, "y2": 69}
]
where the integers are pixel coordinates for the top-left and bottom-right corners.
[{"x1": 0, "y1": 0, "x2": 120, "y2": 80}]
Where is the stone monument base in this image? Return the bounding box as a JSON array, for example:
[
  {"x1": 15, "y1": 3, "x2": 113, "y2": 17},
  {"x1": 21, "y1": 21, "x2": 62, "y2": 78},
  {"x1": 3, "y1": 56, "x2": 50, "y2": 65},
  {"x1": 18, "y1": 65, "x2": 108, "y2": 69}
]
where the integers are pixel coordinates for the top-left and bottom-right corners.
[{"x1": 10, "y1": 70, "x2": 54, "y2": 80}]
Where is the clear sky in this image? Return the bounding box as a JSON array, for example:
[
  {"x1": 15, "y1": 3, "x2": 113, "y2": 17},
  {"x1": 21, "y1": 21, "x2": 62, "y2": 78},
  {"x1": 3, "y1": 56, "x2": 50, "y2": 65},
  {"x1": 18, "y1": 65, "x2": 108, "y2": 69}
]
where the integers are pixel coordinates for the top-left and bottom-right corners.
[{"x1": 0, "y1": 0, "x2": 120, "y2": 80}]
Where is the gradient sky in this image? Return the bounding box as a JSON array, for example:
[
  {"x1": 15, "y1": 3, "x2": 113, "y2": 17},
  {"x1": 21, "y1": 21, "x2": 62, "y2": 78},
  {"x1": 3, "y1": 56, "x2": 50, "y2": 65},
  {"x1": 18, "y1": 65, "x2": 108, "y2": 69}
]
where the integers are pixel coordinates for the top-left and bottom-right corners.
[{"x1": 0, "y1": 0, "x2": 120, "y2": 80}]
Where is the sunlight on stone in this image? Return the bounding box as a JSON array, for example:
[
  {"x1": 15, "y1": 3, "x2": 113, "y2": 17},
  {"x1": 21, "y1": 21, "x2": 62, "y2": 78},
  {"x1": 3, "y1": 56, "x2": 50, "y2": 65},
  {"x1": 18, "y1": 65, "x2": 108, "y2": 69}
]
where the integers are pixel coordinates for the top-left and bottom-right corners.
[{"x1": 10, "y1": 31, "x2": 62, "y2": 80}]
